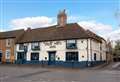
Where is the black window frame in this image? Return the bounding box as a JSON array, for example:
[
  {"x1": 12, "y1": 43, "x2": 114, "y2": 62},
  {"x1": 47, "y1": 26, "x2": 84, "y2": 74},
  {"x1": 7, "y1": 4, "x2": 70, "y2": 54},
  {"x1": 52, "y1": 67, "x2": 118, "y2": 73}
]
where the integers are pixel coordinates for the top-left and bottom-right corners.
[
  {"x1": 31, "y1": 53, "x2": 39, "y2": 61},
  {"x1": 66, "y1": 52, "x2": 78, "y2": 61},
  {"x1": 66, "y1": 40, "x2": 77, "y2": 49}
]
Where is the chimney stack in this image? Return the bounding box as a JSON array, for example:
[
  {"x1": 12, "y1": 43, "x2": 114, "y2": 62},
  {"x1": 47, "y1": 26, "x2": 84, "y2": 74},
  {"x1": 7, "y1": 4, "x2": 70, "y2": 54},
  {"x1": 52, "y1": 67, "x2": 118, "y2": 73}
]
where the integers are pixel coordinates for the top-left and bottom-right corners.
[
  {"x1": 57, "y1": 9, "x2": 67, "y2": 27},
  {"x1": 26, "y1": 27, "x2": 31, "y2": 32}
]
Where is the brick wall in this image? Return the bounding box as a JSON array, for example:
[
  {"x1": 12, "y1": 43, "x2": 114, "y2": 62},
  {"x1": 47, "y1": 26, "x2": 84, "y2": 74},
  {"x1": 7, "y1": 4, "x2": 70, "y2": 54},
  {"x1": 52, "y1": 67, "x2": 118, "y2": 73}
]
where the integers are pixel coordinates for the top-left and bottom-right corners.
[{"x1": 0, "y1": 38, "x2": 15, "y2": 63}]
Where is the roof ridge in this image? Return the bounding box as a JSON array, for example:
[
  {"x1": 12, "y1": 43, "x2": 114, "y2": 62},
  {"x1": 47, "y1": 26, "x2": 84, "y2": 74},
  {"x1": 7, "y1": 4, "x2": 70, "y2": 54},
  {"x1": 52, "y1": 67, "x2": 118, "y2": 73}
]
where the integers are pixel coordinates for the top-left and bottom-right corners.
[{"x1": 29, "y1": 23, "x2": 77, "y2": 31}]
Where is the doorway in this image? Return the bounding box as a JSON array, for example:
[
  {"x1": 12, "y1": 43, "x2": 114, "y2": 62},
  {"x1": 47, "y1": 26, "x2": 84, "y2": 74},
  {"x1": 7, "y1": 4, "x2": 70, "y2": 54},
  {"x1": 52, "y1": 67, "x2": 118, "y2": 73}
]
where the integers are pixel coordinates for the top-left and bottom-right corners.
[
  {"x1": 0, "y1": 51, "x2": 2, "y2": 62},
  {"x1": 48, "y1": 51, "x2": 56, "y2": 65},
  {"x1": 17, "y1": 52, "x2": 26, "y2": 64}
]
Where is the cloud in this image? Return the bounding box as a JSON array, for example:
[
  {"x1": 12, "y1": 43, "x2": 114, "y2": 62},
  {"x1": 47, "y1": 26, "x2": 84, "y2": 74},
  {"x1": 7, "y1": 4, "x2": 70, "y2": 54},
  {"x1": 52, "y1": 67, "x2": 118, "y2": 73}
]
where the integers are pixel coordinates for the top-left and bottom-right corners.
[
  {"x1": 104, "y1": 28, "x2": 120, "y2": 41},
  {"x1": 78, "y1": 21, "x2": 115, "y2": 39},
  {"x1": 78, "y1": 20, "x2": 113, "y2": 34},
  {"x1": 9, "y1": 15, "x2": 86, "y2": 30},
  {"x1": 10, "y1": 16, "x2": 56, "y2": 30},
  {"x1": 9, "y1": 16, "x2": 119, "y2": 41},
  {"x1": 68, "y1": 16, "x2": 81, "y2": 22},
  {"x1": 78, "y1": 20, "x2": 120, "y2": 41}
]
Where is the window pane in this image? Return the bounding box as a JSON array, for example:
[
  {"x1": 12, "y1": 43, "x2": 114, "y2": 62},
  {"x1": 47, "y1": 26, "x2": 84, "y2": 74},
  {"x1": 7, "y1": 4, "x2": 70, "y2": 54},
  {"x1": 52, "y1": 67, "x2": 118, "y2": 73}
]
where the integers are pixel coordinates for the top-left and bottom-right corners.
[
  {"x1": 67, "y1": 40, "x2": 75, "y2": 43},
  {"x1": 6, "y1": 50, "x2": 10, "y2": 59},
  {"x1": 66, "y1": 52, "x2": 78, "y2": 61},
  {"x1": 19, "y1": 44, "x2": 24, "y2": 50},
  {"x1": 31, "y1": 53, "x2": 39, "y2": 60},
  {"x1": 31, "y1": 43, "x2": 40, "y2": 50},
  {"x1": 66, "y1": 40, "x2": 77, "y2": 49},
  {"x1": 6, "y1": 39, "x2": 11, "y2": 47},
  {"x1": 94, "y1": 53, "x2": 97, "y2": 61}
]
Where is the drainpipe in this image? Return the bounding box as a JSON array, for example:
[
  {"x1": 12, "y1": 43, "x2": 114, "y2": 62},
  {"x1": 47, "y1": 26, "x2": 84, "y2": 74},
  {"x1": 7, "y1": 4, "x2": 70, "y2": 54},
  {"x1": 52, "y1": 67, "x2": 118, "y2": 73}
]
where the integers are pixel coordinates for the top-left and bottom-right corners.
[
  {"x1": 90, "y1": 39, "x2": 92, "y2": 66},
  {"x1": 87, "y1": 39, "x2": 89, "y2": 66},
  {"x1": 100, "y1": 43, "x2": 101, "y2": 60}
]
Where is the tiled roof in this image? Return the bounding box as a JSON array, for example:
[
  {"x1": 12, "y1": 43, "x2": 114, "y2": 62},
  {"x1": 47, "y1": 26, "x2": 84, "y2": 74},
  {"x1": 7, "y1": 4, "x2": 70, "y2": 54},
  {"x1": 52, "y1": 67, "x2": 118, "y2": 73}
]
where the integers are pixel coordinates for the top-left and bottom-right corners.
[
  {"x1": 86, "y1": 30, "x2": 104, "y2": 42},
  {"x1": 16, "y1": 23, "x2": 103, "y2": 43},
  {"x1": 0, "y1": 29, "x2": 24, "y2": 40}
]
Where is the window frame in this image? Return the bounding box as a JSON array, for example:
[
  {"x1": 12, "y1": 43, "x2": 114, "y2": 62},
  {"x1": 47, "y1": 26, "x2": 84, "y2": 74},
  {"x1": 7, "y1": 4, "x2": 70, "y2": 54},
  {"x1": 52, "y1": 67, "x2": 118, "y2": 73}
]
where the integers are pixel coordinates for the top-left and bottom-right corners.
[
  {"x1": 31, "y1": 42, "x2": 40, "y2": 51},
  {"x1": 66, "y1": 52, "x2": 79, "y2": 62},
  {"x1": 31, "y1": 53, "x2": 39, "y2": 61},
  {"x1": 6, "y1": 39, "x2": 12, "y2": 47},
  {"x1": 5, "y1": 49, "x2": 11, "y2": 59},
  {"x1": 19, "y1": 44, "x2": 24, "y2": 50},
  {"x1": 66, "y1": 40, "x2": 77, "y2": 49}
]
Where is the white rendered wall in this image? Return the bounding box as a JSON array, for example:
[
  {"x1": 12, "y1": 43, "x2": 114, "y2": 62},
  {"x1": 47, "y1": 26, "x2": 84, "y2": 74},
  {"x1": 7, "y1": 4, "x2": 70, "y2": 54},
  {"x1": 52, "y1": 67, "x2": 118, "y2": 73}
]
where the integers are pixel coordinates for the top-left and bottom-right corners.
[
  {"x1": 77, "y1": 39, "x2": 88, "y2": 61},
  {"x1": 91, "y1": 39, "x2": 101, "y2": 61},
  {"x1": 16, "y1": 39, "x2": 107, "y2": 62}
]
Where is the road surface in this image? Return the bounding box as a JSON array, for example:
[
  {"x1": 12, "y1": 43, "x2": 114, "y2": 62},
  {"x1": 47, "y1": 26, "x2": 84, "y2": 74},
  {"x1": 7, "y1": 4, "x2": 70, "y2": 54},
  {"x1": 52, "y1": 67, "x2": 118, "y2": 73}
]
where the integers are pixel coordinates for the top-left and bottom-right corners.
[{"x1": 0, "y1": 64, "x2": 119, "y2": 82}]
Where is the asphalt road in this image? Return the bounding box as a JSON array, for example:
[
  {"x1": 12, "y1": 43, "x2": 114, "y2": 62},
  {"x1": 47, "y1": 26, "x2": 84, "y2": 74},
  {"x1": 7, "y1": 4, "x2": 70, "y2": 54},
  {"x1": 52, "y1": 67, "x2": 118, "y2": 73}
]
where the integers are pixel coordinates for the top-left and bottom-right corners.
[{"x1": 0, "y1": 64, "x2": 120, "y2": 82}]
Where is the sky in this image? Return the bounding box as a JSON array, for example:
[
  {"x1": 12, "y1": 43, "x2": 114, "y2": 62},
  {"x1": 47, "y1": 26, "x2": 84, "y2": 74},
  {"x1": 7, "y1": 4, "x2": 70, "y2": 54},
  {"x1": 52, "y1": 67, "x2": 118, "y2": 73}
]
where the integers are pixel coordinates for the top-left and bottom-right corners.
[{"x1": 0, "y1": 0, "x2": 120, "y2": 41}]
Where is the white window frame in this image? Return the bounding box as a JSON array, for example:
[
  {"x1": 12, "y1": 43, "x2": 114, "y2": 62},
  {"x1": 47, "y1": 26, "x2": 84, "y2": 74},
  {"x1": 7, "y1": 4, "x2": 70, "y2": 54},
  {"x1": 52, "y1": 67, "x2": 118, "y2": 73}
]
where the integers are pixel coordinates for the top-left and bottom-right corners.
[
  {"x1": 19, "y1": 44, "x2": 24, "y2": 50},
  {"x1": 31, "y1": 42, "x2": 40, "y2": 50},
  {"x1": 6, "y1": 50, "x2": 11, "y2": 59}
]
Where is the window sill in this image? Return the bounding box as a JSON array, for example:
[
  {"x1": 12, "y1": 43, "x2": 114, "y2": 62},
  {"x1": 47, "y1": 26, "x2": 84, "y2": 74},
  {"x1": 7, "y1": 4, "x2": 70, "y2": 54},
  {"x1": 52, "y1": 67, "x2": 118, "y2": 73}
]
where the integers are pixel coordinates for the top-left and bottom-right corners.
[
  {"x1": 31, "y1": 49, "x2": 40, "y2": 51},
  {"x1": 66, "y1": 48, "x2": 77, "y2": 49}
]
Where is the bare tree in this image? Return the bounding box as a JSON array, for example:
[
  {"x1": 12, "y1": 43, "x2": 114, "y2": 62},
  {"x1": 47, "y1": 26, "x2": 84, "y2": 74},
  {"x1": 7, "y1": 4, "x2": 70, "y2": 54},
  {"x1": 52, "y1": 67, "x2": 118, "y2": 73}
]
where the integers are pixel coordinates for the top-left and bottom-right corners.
[{"x1": 113, "y1": 40, "x2": 120, "y2": 61}]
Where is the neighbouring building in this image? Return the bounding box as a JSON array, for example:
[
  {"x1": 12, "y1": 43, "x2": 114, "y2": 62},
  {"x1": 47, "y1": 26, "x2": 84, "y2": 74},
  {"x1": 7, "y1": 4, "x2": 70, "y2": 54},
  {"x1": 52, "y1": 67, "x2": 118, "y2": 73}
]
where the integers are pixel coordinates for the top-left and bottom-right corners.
[
  {"x1": 14, "y1": 10, "x2": 107, "y2": 67},
  {"x1": 0, "y1": 30, "x2": 24, "y2": 63},
  {"x1": 106, "y1": 40, "x2": 113, "y2": 63}
]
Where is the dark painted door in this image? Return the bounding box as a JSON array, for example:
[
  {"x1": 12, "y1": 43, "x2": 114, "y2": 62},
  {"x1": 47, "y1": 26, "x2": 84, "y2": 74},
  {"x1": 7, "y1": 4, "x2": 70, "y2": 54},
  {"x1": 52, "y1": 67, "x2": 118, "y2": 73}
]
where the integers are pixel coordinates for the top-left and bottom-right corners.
[
  {"x1": 17, "y1": 52, "x2": 26, "y2": 64},
  {"x1": 0, "y1": 52, "x2": 2, "y2": 62},
  {"x1": 48, "y1": 51, "x2": 56, "y2": 65},
  {"x1": 94, "y1": 53, "x2": 97, "y2": 61}
]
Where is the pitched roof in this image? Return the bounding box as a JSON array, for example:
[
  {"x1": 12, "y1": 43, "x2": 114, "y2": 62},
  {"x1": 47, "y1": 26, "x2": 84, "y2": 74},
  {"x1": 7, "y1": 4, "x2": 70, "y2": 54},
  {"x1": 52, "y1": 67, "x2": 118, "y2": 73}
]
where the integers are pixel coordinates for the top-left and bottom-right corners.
[
  {"x1": 0, "y1": 29, "x2": 24, "y2": 39},
  {"x1": 16, "y1": 23, "x2": 103, "y2": 43},
  {"x1": 86, "y1": 30, "x2": 104, "y2": 42}
]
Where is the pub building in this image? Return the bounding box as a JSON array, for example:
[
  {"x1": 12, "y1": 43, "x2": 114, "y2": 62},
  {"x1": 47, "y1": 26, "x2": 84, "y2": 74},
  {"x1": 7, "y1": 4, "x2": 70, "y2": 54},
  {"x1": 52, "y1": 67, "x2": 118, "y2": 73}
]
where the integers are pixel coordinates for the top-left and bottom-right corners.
[{"x1": 0, "y1": 10, "x2": 107, "y2": 67}]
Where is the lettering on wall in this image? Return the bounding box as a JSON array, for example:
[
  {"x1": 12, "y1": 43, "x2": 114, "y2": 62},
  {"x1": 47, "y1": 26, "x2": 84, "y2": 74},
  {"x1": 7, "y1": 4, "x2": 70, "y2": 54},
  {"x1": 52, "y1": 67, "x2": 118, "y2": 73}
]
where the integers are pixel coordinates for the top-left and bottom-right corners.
[{"x1": 43, "y1": 41, "x2": 62, "y2": 48}]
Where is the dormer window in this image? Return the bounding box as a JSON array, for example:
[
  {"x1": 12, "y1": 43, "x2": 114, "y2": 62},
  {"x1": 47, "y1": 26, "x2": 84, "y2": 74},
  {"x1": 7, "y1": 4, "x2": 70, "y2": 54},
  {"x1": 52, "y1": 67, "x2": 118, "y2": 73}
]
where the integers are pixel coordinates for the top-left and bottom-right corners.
[
  {"x1": 66, "y1": 40, "x2": 77, "y2": 49},
  {"x1": 31, "y1": 42, "x2": 40, "y2": 50}
]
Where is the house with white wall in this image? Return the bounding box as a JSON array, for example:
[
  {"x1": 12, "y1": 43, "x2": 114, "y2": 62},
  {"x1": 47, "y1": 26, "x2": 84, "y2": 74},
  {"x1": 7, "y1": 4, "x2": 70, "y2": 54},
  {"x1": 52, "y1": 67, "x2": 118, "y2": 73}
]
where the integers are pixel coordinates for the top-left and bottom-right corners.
[{"x1": 15, "y1": 10, "x2": 107, "y2": 67}]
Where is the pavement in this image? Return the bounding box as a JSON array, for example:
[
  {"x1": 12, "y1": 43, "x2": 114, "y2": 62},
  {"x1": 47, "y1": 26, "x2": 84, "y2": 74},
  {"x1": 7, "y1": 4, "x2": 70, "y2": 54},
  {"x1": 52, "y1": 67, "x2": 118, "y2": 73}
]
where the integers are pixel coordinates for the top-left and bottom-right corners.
[
  {"x1": 98, "y1": 62, "x2": 120, "y2": 70},
  {"x1": 112, "y1": 62, "x2": 120, "y2": 70},
  {"x1": 0, "y1": 64, "x2": 120, "y2": 82}
]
